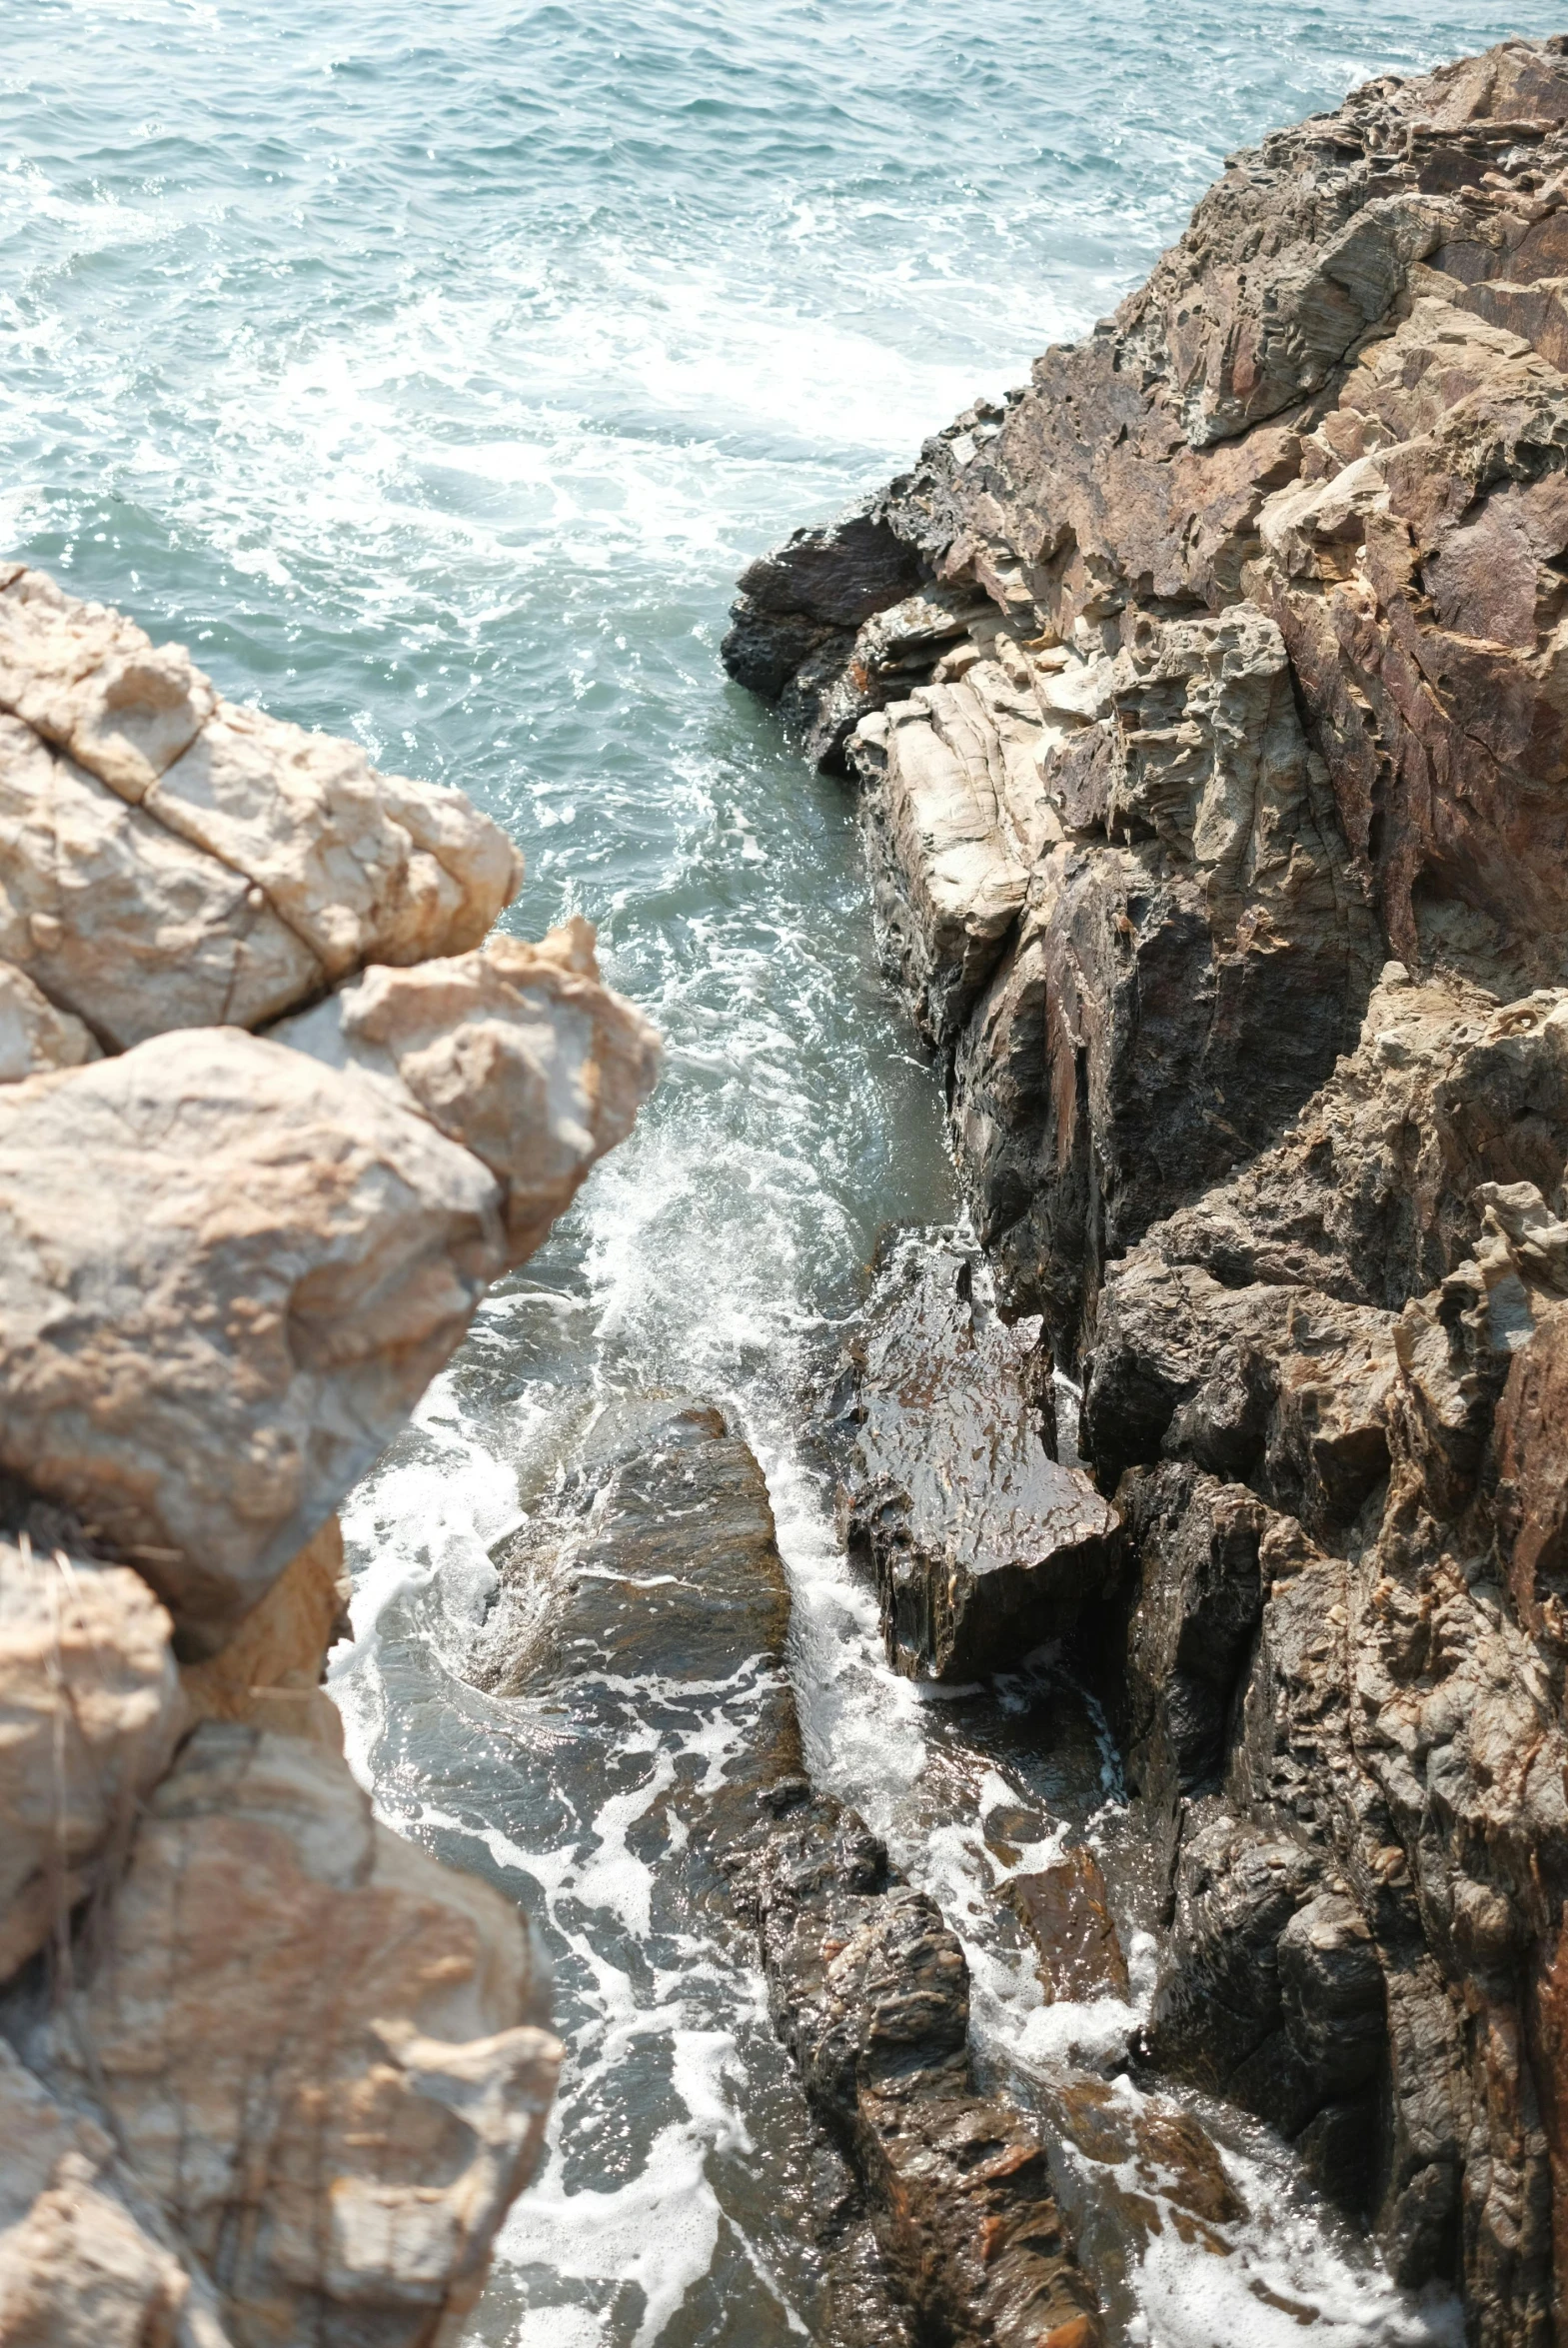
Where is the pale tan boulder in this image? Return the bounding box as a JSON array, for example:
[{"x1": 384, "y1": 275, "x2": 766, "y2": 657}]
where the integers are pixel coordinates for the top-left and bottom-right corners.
[
  {"x1": 0, "y1": 568, "x2": 216, "y2": 799},
  {"x1": 0, "y1": 1541, "x2": 186, "y2": 1985},
  {"x1": 0, "y1": 2043, "x2": 232, "y2": 2348},
  {"x1": 149, "y1": 701, "x2": 522, "y2": 978},
  {"x1": 0, "y1": 1028, "x2": 506, "y2": 1648},
  {"x1": 275, "y1": 916, "x2": 664, "y2": 1259},
  {"x1": 0, "y1": 567, "x2": 525, "y2": 1012},
  {"x1": 29, "y1": 1723, "x2": 561, "y2": 2348},
  {"x1": 0, "y1": 960, "x2": 98, "y2": 1080},
  {"x1": 0, "y1": 714, "x2": 324, "y2": 1045}
]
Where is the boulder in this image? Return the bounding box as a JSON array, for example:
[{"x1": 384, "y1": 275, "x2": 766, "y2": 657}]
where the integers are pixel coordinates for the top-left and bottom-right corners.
[
  {"x1": 0, "y1": 1028, "x2": 503, "y2": 1648},
  {"x1": 0, "y1": 923, "x2": 659, "y2": 1651},
  {"x1": 15, "y1": 1722, "x2": 561, "y2": 2348},
  {"x1": 838, "y1": 1235, "x2": 1118, "y2": 1679},
  {"x1": 0, "y1": 1541, "x2": 186, "y2": 1985},
  {"x1": 0, "y1": 569, "x2": 524, "y2": 1030}
]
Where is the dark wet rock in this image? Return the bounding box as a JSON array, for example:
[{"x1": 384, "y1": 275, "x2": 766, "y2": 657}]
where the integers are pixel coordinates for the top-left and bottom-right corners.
[
  {"x1": 721, "y1": 503, "x2": 923, "y2": 765},
  {"x1": 1004, "y1": 1845, "x2": 1129, "y2": 2005},
  {"x1": 726, "y1": 1790, "x2": 1102, "y2": 2348},
  {"x1": 728, "y1": 38, "x2": 1568, "y2": 2337},
  {"x1": 838, "y1": 1236, "x2": 1120, "y2": 1680}
]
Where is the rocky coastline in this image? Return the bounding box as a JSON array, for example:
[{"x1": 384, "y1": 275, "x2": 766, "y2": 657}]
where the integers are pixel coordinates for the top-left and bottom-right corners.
[
  {"x1": 726, "y1": 36, "x2": 1568, "y2": 2344},
  {"x1": 0, "y1": 567, "x2": 661, "y2": 2343}
]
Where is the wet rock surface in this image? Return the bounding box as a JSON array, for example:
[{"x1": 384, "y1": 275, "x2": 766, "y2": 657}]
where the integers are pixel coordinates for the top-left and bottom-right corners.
[
  {"x1": 476, "y1": 1395, "x2": 1114, "y2": 2346},
  {"x1": 724, "y1": 37, "x2": 1568, "y2": 2341},
  {"x1": 725, "y1": 1789, "x2": 1102, "y2": 2348},
  {"x1": 836, "y1": 1235, "x2": 1120, "y2": 1680}
]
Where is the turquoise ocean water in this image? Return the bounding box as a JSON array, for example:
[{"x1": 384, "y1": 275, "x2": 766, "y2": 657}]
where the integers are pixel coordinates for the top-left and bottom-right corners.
[{"x1": 4, "y1": 4, "x2": 1562, "y2": 2340}]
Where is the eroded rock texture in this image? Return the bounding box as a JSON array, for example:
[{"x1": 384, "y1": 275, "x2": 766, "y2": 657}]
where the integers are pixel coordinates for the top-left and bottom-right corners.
[
  {"x1": 726, "y1": 1791, "x2": 1102, "y2": 2348},
  {"x1": 0, "y1": 577, "x2": 656, "y2": 2340},
  {"x1": 730, "y1": 38, "x2": 1568, "y2": 2343}
]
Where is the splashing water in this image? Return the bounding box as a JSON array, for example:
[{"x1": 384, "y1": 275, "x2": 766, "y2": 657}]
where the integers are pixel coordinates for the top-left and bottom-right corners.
[{"x1": 4, "y1": 0, "x2": 1555, "y2": 2337}]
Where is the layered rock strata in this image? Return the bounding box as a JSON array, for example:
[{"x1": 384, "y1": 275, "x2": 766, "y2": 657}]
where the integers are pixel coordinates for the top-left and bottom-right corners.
[
  {"x1": 0, "y1": 575, "x2": 660, "y2": 2342},
  {"x1": 728, "y1": 36, "x2": 1568, "y2": 2343}
]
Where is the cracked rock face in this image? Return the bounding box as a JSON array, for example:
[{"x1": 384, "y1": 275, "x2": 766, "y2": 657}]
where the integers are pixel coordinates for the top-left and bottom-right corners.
[
  {"x1": 727, "y1": 37, "x2": 1568, "y2": 2340},
  {"x1": 0, "y1": 573, "x2": 657, "y2": 2338},
  {"x1": 17, "y1": 1722, "x2": 562, "y2": 2348},
  {"x1": 0, "y1": 567, "x2": 525, "y2": 1044}
]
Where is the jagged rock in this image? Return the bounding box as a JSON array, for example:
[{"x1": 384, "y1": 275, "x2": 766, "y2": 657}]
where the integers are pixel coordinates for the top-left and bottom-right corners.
[
  {"x1": 0, "y1": 962, "x2": 98, "y2": 1081},
  {"x1": 838, "y1": 1236, "x2": 1118, "y2": 1679},
  {"x1": 0, "y1": 711, "x2": 324, "y2": 1047},
  {"x1": 11, "y1": 1722, "x2": 561, "y2": 2348},
  {"x1": 0, "y1": 1541, "x2": 186, "y2": 1985},
  {"x1": 0, "y1": 933, "x2": 657, "y2": 1651},
  {"x1": 728, "y1": 35, "x2": 1568, "y2": 2341},
  {"x1": 0, "y1": 2041, "x2": 232, "y2": 2348},
  {"x1": 179, "y1": 1515, "x2": 350, "y2": 1750},
  {"x1": 726, "y1": 1791, "x2": 1102, "y2": 2347},
  {"x1": 0, "y1": 569, "x2": 524, "y2": 1029},
  {"x1": 274, "y1": 916, "x2": 662, "y2": 1262},
  {"x1": 721, "y1": 503, "x2": 923, "y2": 758},
  {"x1": 1004, "y1": 1846, "x2": 1129, "y2": 2004}
]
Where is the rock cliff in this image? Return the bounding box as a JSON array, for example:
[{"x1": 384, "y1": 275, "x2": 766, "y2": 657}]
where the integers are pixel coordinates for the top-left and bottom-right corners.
[
  {"x1": 0, "y1": 571, "x2": 661, "y2": 2344},
  {"x1": 727, "y1": 37, "x2": 1568, "y2": 2343}
]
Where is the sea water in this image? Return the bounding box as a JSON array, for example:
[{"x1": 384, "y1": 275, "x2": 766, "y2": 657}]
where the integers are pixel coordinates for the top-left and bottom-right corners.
[{"x1": 2, "y1": 3, "x2": 1556, "y2": 2339}]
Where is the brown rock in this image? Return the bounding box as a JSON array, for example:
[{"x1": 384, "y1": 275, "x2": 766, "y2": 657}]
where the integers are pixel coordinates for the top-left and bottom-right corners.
[{"x1": 1005, "y1": 1846, "x2": 1129, "y2": 2004}]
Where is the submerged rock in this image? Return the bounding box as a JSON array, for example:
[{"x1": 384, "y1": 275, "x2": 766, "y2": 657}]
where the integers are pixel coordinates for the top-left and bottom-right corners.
[{"x1": 838, "y1": 1235, "x2": 1119, "y2": 1679}]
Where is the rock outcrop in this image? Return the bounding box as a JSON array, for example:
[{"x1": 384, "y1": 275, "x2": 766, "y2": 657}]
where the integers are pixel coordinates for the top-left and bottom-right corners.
[
  {"x1": 728, "y1": 36, "x2": 1568, "y2": 2344},
  {"x1": 0, "y1": 576, "x2": 660, "y2": 2340},
  {"x1": 725, "y1": 1790, "x2": 1102, "y2": 2348},
  {"x1": 835, "y1": 1233, "x2": 1118, "y2": 1679}
]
